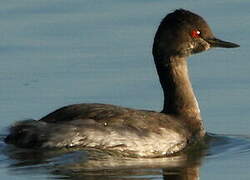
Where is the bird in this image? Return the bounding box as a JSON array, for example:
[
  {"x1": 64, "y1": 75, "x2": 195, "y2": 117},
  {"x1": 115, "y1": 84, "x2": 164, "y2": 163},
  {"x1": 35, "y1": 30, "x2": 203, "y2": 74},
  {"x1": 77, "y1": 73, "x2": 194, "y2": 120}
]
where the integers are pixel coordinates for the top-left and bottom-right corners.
[{"x1": 5, "y1": 9, "x2": 239, "y2": 158}]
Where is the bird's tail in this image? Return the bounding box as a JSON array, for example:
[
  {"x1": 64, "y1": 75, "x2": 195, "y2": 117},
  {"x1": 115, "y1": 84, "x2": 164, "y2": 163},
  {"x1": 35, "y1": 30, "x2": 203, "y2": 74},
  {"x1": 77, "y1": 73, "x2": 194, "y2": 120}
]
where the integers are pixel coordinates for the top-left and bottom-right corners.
[{"x1": 5, "y1": 120, "x2": 50, "y2": 148}]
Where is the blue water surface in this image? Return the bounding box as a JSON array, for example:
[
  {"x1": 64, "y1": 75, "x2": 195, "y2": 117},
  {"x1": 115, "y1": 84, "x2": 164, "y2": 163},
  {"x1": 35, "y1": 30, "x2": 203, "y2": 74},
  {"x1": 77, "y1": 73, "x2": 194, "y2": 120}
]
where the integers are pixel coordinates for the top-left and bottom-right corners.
[{"x1": 0, "y1": 0, "x2": 250, "y2": 179}]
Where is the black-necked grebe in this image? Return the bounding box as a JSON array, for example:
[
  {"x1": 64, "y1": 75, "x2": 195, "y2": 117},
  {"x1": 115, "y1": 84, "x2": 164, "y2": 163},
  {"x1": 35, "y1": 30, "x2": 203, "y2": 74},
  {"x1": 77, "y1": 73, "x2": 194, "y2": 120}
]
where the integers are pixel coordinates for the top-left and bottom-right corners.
[{"x1": 5, "y1": 9, "x2": 239, "y2": 157}]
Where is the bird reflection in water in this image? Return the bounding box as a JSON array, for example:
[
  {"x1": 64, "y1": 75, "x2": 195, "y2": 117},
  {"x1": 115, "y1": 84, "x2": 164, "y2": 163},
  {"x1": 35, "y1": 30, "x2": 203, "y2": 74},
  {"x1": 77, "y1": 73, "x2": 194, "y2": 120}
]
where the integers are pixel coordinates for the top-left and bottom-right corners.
[{"x1": 3, "y1": 139, "x2": 207, "y2": 180}]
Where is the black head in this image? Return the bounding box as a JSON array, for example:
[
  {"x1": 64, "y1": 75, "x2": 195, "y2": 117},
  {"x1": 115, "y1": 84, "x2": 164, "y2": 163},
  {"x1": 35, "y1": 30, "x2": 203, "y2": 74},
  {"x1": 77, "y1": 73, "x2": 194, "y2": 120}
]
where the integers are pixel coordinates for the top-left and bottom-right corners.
[{"x1": 153, "y1": 9, "x2": 239, "y2": 58}]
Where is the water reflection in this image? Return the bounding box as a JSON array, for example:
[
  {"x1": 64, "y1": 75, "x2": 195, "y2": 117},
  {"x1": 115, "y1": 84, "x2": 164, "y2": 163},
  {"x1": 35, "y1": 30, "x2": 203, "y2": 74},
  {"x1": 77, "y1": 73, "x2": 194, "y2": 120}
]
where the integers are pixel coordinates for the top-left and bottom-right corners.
[
  {"x1": 47, "y1": 150, "x2": 203, "y2": 179},
  {"x1": 2, "y1": 138, "x2": 207, "y2": 179},
  {"x1": 2, "y1": 133, "x2": 250, "y2": 179}
]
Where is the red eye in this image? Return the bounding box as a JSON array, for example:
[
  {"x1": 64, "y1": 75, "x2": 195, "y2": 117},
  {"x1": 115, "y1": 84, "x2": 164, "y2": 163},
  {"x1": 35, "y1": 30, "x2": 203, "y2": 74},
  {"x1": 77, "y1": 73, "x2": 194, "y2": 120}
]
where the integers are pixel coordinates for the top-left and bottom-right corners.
[{"x1": 191, "y1": 30, "x2": 201, "y2": 38}]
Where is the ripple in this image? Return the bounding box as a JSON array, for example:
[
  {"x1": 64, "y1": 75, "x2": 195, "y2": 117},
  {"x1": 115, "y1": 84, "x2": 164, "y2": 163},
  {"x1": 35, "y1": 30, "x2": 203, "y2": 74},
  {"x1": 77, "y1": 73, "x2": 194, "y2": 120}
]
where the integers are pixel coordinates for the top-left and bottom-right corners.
[{"x1": 205, "y1": 133, "x2": 250, "y2": 159}]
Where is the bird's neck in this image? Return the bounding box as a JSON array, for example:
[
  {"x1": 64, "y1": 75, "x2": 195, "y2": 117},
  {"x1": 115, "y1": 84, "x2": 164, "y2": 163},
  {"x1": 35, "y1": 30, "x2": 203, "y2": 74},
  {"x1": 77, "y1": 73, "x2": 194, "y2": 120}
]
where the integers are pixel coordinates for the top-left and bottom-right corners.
[{"x1": 154, "y1": 55, "x2": 204, "y2": 135}]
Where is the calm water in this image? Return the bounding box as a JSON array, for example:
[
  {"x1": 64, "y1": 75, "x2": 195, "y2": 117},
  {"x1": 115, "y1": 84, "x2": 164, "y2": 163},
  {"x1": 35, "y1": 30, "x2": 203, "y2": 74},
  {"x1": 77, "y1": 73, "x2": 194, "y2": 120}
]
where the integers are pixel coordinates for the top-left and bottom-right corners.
[{"x1": 1, "y1": 0, "x2": 250, "y2": 179}]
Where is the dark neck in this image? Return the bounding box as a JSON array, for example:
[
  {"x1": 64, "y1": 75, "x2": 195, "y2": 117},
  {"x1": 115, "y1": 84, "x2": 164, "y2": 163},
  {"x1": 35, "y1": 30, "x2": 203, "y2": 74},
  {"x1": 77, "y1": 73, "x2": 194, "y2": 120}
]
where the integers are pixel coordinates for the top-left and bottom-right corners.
[
  {"x1": 154, "y1": 55, "x2": 204, "y2": 134},
  {"x1": 156, "y1": 56, "x2": 200, "y2": 116}
]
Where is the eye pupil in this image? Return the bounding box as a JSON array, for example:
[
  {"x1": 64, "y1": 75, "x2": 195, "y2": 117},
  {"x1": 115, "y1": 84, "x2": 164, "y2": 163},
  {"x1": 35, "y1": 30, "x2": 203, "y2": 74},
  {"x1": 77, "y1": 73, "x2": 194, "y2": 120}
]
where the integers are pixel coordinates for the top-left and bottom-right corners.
[{"x1": 191, "y1": 30, "x2": 201, "y2": 38}]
